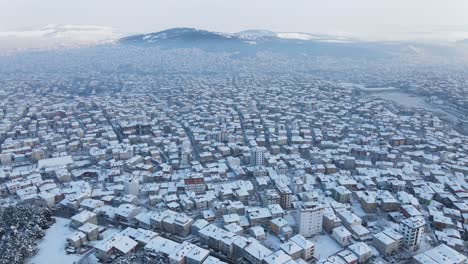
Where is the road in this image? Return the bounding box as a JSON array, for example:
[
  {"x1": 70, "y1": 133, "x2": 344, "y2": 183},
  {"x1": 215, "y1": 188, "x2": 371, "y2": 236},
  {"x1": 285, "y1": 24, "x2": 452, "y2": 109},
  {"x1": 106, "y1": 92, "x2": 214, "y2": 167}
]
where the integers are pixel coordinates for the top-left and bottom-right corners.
[
  {"x1": 76, "y1": 248, "x2": 96, "y2": 264},
  {"x1": 234, "y1": 106, "x2": 248, "y2": 146},
  {"x1": 102, "y1": 110, "x2": 124, "y2": 143},
  {"x1": 182, "y1": 123, "x2": 200, "y2": 161}
]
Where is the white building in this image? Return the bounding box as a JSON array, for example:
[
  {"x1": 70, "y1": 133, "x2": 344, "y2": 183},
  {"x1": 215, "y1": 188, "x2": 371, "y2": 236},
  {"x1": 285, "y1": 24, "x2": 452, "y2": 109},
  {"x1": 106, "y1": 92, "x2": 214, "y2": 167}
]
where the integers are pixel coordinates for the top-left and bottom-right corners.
[
  {"x1": 250, "y1": 147, "x2": 265, "y2": 166},
  {"x1": 400, "y1": 216, "x2": 425, "y2": 251},
  {"x1": 294, "y1": 201, "x2": 324, "y2": 237},
  {"x1": 180, "y1": 140, "x2": 192, "y2": 167},
  {"x1": 332, "y1": 226, "x2": 352, "y2": 247},
  {"x1": 290, "y1": 234, "x2": 315, "y2": 261},
  {"x1": 348, "y1": 242, "x2": 373, "y2": 263},
  {"x1": 413, "y1": 244, "x2": 467, "y2": 264},
  {"x1": 124, "y1": 177, "x2": 139, "y2": 196}
]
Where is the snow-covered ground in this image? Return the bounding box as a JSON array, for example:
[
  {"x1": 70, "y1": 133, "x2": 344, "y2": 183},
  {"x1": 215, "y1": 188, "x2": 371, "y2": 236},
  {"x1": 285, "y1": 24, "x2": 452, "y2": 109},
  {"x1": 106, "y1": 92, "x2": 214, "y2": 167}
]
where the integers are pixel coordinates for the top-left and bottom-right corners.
[
  {"x1": 351, "y1": 200, "x2": 367, "y2": 217},
  {"x1": 263, "y1": 232, "x2": 282, "y2": 251},
  {"x1": 311, "y1": 234, "x2": 343, "y2": 260},
  {"x1": 277, "y1": 32, "x2": 315, "y2": 40},
  {"x1": 284, "y1": 211, "x2": 297, "y2": 227},
  {"x1": 28, "y1": 217, "x2": 81, "y2": 264},
  {"x1": 375, "y1": 92, "x2": 459, "y2": 123},
  {"x1": 376, "y1": 92, "x2": 430, "y2": 109}
]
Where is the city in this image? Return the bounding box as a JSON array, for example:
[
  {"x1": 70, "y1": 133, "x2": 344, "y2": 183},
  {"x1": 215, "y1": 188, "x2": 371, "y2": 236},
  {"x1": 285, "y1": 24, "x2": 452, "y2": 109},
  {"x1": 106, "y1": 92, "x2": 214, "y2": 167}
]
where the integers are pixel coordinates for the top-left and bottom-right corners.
[
  {"x1": 0, "y1": 1, "x2": 468, "y2": 264},
  {"x1": 1, "y1": 65, "x2": 467, "y2": 263}
]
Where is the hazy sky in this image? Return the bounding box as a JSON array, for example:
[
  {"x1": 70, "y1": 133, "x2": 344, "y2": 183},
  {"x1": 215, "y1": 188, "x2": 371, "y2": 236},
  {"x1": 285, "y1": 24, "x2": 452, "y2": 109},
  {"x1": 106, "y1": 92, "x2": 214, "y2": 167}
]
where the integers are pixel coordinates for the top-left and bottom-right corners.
[{"x1": 1, "y1": 0, "x2": 468, "y2": 42}]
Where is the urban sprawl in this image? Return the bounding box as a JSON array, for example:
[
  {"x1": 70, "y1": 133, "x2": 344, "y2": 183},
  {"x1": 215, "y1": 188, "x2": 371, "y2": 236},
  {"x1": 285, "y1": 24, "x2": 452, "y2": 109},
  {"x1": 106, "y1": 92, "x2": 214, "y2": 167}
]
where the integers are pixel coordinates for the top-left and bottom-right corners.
[{"x1": 1, "y1": 68, "x2": 468, "y2": 264}]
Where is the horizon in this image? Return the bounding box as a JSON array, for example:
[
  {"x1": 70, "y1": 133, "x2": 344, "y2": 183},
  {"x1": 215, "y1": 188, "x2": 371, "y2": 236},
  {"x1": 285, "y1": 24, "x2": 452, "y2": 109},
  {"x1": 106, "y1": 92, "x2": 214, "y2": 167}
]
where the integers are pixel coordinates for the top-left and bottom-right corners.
[
  {"x1": 0, "y1": 24, "x2": 467, "y2": 54},
  {"x1": 0, "y1": 0, "x2": 468, "y2": 50}
]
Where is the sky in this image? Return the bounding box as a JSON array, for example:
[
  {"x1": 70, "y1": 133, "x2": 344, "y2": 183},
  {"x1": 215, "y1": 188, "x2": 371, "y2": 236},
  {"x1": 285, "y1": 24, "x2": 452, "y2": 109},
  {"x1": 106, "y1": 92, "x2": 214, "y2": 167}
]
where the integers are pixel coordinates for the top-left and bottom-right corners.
[{"x1": 0, "y1": 0, "x2": 468, "y2": 43}]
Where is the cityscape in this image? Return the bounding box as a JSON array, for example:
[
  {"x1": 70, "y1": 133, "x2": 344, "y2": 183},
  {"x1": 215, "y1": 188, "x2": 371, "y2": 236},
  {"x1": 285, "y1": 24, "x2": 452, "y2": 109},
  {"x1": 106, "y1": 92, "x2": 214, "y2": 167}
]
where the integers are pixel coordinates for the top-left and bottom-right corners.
[{"x1": 0, "y1": 1, "x2": 468, "y2": 264}]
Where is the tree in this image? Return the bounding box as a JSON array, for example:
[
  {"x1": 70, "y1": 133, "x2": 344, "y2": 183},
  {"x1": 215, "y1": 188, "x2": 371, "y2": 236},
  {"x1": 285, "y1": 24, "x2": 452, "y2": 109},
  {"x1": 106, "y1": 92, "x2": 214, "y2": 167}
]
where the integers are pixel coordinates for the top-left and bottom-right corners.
[{"x1": 0, "y1": 202, "x2": 54, "y2": 264}]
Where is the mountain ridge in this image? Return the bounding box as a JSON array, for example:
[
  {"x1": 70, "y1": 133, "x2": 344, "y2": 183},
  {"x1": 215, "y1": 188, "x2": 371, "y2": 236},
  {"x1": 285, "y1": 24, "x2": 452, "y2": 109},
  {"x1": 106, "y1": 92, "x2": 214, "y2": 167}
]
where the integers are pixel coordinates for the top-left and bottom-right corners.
[
  {"x1": 120, "y1": 27, "x2": 357, "y2": 45},
  {"x1": 119, "y1": 27, "x2": 445, "y2": 59}
]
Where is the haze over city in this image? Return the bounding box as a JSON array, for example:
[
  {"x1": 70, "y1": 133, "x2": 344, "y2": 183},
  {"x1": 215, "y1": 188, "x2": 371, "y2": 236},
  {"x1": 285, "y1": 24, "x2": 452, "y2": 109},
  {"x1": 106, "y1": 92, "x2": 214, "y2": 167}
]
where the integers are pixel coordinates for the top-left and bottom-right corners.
[
  {"x1": 0, "y1": 2, "x2": 467, "y2": 264},
  {"x1": 1, "y1": 0, "x2": 468, "y2": 44}
]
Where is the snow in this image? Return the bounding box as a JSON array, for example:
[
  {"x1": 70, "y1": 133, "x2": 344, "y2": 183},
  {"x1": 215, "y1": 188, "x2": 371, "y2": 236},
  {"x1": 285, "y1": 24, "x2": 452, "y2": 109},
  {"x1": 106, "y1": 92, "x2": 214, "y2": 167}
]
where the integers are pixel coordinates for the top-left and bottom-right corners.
[
  {"x1": 351, "y1": 200, "x2": 367, "y2": 217},
  {"x1": 319, "y1": 39, "x2": 353, "y2": 43},
  {"x1": 284, "y1": 211, "x2": 297, "y2": 227},
  {"x1": 263, "y1": 232, "x2": 282, "y2": 251},
  {"x1": 244, "y1": 41, "x2": 257, "y2": 45},
  {"x1": 100, "y1": 227, "x2": 120, "y2": 241},
  {"x1": 28, "y1": 217, "x2": 81, "y2": 264},
  {"x1": 277, "y1": 32, "x2": 315, "y2": 40},
  {"x1": 375, "y1": 92, "x2": 430, "y2": 109},
  {"x1": 374, "y1": 92, "x2": 459, "y2": 122},
  {"x1": 310, "y1": 234, "x2": 343, "y2": 260},
  {"x1": 235, "y1": 30, "x2": 276, "y2": 40},
  {"x1": 0, "y1": 24, "x2": 118, "y2": 40},
  {"x1": 415, "y1": 233, "x2": 436, "y2": 254},
  {"x1": 407, "y1": 45, "x2": 422, "y2": 54},
  {"x1": 37, "y1": 155, "x2": 73, "y2": 168},
  {"x1": 276, "y1": 32, "x2": 353, "y2": 43}
]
